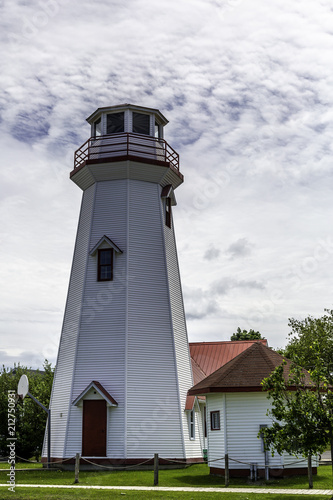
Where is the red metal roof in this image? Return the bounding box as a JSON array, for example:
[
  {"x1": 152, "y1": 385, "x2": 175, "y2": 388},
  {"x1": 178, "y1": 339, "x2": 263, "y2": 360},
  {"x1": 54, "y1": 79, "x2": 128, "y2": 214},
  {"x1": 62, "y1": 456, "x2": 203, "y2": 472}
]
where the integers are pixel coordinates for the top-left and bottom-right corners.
[{"x1": 189, "y1": 339, "x2": 268, "y2": 385}]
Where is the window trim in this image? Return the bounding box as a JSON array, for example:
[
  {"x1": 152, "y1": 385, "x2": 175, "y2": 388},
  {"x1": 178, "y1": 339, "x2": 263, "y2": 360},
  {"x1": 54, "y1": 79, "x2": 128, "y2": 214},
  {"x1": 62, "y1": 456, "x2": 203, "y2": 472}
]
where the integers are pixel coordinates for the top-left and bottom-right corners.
[
  {"x1": 97, "y1": 248, "x2": 113, "y2": 282},
  {"x1": 210, "y1": 410, "x2": 220, "y2": 431}
]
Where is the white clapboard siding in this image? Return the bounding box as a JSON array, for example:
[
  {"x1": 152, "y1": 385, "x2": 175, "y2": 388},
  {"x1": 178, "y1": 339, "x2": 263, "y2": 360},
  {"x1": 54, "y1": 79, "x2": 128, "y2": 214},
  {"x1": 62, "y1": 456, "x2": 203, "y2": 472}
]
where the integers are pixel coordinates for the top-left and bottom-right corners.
[
  {"x1": 225, "y1": 392, "x2": 281, "y2": 469},
  {"x1": 64, "y1": 179, "x2": 129, "y2": 458},
  {"x1": 44, "y1": 184, "x2": 96, "y2": 458},
  {"x1": 163, "y1": 202, "x2": 202, "y2": 459},
  {"x1": 206, "y1": 394, "x2": 225, "y2": 468},
  {"x1": 206, "y1": 391, "x2": 318, "y2": 471},
  {"x1": 126, "y1": 180, "x2": 184, "y2": 458}
]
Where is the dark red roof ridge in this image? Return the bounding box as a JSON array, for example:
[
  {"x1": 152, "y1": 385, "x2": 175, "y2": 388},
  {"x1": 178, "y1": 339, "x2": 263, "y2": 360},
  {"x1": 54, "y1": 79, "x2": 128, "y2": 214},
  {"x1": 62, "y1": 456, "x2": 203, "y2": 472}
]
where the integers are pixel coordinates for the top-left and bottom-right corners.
[
  {"x1": 189, "y1": 339, "x2": 267, "y2": 346},
  {"x1": 191, "y1": 356, "x2": 207, "y2": 377}
]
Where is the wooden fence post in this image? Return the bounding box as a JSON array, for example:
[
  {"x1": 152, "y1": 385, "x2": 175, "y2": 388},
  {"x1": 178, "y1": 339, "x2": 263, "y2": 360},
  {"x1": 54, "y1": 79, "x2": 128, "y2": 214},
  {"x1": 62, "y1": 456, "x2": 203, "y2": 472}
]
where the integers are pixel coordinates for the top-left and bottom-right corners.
[
  {"x1": 74, "y1": 453, "x2": 80, "y2": 484},
  {"x1": 307, "y1": 454, "x2": 313, "y2": 489},
  {"x1": 225, "y1": 453, "x2": 229, "y2": 487},
  {"x1": 154, "y1": 453, "x2": 159, "y2": 486}
]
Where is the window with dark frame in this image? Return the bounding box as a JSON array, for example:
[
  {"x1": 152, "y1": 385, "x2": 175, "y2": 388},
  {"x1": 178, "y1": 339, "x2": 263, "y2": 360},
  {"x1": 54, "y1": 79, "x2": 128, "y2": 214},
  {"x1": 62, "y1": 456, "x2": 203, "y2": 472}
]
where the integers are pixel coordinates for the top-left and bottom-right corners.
[
  {"x1": 107, "y1": 112, "x2": 124, "y2": 134},
  {"x1": 165, "y1": 198, "x2": 171, "y2": 228},
  {"x1": 132, "y1": 112, "x2": 150, "y2": 135},
  {"x1": 210, "y1": 410, "x2": 220, "y2": 431},
  {"x1": 98, "y1": 249, "x2": 113, "y2": 281}
]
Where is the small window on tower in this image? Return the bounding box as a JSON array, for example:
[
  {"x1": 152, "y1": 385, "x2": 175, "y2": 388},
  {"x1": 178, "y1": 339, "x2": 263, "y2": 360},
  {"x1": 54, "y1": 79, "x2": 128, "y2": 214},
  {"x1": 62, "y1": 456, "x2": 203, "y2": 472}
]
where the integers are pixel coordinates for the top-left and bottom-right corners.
[
  {"x1": 133, "y1": 112, "x2": 150, "y2": 135},
  {"x1": 107, "y1": 112, "x2": 124, "y2": 134},
  {"x1": 165, "y1": 198, "x2": 171, "y2": 228},
  {"x1": 98, "y1": 249, "x2": 113, "y2": 281}
]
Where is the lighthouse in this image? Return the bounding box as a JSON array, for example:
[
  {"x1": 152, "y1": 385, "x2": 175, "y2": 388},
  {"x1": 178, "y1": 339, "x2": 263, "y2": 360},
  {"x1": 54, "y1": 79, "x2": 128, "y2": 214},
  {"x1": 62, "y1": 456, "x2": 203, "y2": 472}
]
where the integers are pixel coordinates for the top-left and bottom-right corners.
[{"x1": 44, "y1": 104, "x2": 203, "y2": 465}]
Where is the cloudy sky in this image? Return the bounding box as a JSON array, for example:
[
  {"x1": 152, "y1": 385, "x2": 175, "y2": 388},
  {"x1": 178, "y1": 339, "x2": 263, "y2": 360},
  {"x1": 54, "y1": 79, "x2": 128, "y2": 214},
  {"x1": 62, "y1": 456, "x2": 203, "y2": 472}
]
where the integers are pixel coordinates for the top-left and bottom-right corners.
[{"x1": 1, "y1": 0, "x2": 333, "y2": 369}]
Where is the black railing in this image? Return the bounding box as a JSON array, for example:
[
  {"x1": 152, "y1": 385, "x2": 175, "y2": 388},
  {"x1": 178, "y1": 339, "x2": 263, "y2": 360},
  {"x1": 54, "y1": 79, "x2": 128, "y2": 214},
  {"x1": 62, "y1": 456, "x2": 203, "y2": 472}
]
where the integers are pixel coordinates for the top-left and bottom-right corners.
[{"x1": 74, "y1": 133, "x2": 179, "y2": 171}]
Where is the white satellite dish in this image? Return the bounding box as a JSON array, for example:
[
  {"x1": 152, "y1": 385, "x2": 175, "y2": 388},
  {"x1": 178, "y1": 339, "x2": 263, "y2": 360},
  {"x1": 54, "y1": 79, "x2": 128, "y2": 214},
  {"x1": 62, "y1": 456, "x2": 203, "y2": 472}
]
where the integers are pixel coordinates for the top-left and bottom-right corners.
[{"x1": 17, "y1": 374, "x2": 29, "y2": 399}]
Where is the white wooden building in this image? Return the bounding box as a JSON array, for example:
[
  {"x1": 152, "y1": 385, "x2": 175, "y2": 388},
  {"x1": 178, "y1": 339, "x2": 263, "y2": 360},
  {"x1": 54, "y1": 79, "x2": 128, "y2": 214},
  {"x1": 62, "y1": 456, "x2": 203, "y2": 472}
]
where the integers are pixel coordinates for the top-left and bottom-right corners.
[
  {"x1": 188, "y1": 342, "x2": 318, "y2": 477},
  {"x1": 43, "y1": 104, "x2": 203, "y2": 465}
]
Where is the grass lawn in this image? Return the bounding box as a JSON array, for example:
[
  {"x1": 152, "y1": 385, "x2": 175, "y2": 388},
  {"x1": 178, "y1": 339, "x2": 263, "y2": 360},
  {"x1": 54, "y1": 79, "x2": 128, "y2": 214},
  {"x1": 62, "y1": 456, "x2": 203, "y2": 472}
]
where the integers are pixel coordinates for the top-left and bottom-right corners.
[
  {"x1": 0, "y1": 463, "x2": 332, "y2": 489},
  {"x1": 0, "y1": 489, "x2": 329, "y2": 500},
  {"x1": 0, "y1": 463, "x2": 332, "y2": 499}
]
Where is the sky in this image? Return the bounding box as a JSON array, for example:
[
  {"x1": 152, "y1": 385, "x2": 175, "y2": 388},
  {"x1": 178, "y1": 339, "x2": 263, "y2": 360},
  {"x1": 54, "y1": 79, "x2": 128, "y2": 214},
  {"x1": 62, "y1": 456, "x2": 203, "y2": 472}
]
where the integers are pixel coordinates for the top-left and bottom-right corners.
[{"x1": 1, "y1": 0, "x2": 333, "y2": 369}]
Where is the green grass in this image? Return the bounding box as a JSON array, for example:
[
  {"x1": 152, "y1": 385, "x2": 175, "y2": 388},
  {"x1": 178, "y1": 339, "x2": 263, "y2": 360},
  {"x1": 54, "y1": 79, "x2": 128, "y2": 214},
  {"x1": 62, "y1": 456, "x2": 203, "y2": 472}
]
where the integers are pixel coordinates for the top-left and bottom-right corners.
[
  {"x1": 0, "y1": 490, "x2": 330, "y2": 500},
  {"x1": 0, "y1": 463, "x2": 332, "y2": 499},
  {"x1": 0, "y1": 463, "x2": 332, "y2": 490}
]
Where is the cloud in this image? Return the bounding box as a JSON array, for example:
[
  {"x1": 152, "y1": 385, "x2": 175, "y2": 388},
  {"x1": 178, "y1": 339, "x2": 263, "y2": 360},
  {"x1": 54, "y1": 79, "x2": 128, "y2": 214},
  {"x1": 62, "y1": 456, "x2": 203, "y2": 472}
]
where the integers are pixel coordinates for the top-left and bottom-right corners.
[
  {"x1": 204, "y1": 247, "x2": 221, "y2": 260},
  {"x1": 226, "y1": 238, "x2": 253, "y2": 259},
  {"x1": 1, "y1": 0, "x2": 333, "y2": 365}
]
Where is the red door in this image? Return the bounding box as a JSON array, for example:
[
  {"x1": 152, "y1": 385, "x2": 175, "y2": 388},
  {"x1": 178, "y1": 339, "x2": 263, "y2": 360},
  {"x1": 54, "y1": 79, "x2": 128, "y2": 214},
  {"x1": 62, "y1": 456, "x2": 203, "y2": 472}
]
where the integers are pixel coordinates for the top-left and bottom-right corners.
[{"x1": 82, "y1": 400, "x2": 107, "y2": 456}]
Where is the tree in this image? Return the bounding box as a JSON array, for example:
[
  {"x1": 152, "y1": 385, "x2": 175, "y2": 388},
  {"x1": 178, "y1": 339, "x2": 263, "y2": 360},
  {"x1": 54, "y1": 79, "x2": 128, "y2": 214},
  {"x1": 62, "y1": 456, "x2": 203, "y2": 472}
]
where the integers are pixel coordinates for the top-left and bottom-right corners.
[
  {"x1": 283, "y1": 309, "x2": 333, "y2": 378},
  {"x1": 260, "y1": 309, "x2": 333, "y2": 486},
  {"x1": 0, "y1": 360, "x2": 54, "y2": 461},
  {"x1": 230, "y1": 327, "x2": 264, "y2": 341}
]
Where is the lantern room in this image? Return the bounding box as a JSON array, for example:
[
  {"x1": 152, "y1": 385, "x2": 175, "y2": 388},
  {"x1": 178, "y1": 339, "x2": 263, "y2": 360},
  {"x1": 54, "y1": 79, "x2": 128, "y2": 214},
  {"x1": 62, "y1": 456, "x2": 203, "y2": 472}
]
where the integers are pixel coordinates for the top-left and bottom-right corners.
[
  {"x1": 72, "y1": 103, "x2": 181, "y2": 182},
  {"x1": 87, "y1": 103, "x2": 168, "y2": 140}
]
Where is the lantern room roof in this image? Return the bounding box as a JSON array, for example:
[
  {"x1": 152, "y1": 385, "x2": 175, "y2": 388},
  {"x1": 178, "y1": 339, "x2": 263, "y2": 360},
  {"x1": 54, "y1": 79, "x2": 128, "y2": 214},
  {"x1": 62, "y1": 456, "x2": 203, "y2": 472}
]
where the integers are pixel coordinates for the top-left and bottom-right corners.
[{"x1": 86, "y1": 103, "x2": 169, "y2": 126}]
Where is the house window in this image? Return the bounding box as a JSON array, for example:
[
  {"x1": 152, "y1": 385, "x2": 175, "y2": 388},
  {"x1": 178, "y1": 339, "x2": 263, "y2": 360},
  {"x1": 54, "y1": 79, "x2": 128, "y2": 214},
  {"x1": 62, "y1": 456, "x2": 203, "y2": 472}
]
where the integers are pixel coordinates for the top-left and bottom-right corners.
[
  {"x1": 210, "y1": 411, "x2": 220, "y2": 431},
  {"x1": 165, "y1": 198, "x2": 171, "y2": 228},
  {"x1": 133, "y1": 112, "x2": 150, "y2": 135},
  {"x1": 93, "y1": 117, "x2": 101, "y2": 137},
  {"x1": 188, "y1": 410, "x2": 195, "y2": 440},
  {"x1": 98, "y1": 249, "x2": 113, "y2": 281},
  {"x1": 107, "y1": 112, "x2": 124, "y2": 134}
]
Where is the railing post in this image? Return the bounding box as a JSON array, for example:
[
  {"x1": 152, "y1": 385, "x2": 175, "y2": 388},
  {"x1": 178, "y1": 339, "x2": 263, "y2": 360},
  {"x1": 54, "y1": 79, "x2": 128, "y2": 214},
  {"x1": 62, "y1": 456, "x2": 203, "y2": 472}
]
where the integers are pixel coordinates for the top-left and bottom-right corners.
[{"x1": 225, "y1": 453, "x2": 229, "y2": 487}]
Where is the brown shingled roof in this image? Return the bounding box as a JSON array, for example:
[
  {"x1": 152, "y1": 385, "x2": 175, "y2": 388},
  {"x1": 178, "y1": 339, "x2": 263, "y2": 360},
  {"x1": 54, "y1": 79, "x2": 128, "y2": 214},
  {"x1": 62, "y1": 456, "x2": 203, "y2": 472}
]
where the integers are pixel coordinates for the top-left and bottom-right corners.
[
  {"x1": 189, "y1": 339, "x2": 268, "y2": 384},
  {"x1": 188, "y1": 341, "x2": 314, "y2": 395}
]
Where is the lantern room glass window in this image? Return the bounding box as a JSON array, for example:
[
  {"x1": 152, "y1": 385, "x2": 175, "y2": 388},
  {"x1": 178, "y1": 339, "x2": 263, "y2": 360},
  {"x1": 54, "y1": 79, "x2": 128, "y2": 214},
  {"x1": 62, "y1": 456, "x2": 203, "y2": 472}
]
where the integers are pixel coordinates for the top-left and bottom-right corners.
[
  {"x1": 98, "y1": 249, "x2": 113, "y2": 281},
  {"x1": 93, "y1": 117, "x2": 102, "y2": 137},
  {"x1": 133, "y1": 112, "x2": 150, "y2": 135},
  {"x1": 107, "y1": 112, "x2": 124, "y2": 134},
  {"x1": 155, "y1": 120, "x2": 162, "y2": 139}
]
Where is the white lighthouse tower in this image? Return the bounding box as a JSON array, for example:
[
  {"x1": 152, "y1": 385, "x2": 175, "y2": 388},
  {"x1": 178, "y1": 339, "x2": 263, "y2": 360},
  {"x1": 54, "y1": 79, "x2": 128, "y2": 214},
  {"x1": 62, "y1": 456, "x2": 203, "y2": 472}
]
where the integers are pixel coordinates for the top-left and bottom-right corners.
[{"x1": 44, "y1": 104, "x2": 203, "y2": 465}]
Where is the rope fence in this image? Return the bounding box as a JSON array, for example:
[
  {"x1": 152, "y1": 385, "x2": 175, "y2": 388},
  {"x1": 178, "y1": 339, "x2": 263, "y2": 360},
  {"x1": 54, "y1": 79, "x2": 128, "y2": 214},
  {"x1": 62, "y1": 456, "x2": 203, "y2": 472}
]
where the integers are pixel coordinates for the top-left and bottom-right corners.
[{"x1": 0, "y1": 451, "x2": 318, "y2": 487}]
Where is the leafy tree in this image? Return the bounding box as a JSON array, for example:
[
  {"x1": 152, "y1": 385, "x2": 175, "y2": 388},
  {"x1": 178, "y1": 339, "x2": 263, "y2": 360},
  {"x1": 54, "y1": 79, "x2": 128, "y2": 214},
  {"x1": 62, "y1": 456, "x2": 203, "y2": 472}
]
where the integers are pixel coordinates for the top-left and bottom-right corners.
[
  {"x1": 230, "y1": 327, "x2": 264, "y2": 341},
  {"x1": 260, "y1": 309, "x2": 333, "y2": 486},
  {"x1": 283, "y1": 308, "x2": 333, "y2": 378},
  {"x1": 0, "y1": 360, "x2": 54, "y2": 461}
]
